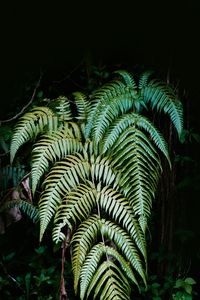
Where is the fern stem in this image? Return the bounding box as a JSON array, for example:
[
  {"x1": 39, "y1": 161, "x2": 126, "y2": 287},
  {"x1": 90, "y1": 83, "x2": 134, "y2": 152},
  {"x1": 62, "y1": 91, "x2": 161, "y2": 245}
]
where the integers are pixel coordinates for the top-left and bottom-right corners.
[{"x1": 59, "y1": 228, "x2": 71, "y2": 300}]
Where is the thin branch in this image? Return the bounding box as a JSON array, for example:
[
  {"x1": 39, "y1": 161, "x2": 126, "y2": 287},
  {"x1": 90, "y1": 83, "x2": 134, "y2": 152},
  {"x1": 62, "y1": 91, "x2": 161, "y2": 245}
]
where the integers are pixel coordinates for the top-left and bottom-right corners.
[
  {"x1": 59, "y1": 228, "x2": 71, "y2": 300},
  {"x1": 52, "y1": 60, "x2": 83, "y2": 84},
  {"x1": 0, "y1": 72, "x2": 43, "y2": 124},
  {"x1": 52, "y1": 60, "x2": 87, "y2": 90}
]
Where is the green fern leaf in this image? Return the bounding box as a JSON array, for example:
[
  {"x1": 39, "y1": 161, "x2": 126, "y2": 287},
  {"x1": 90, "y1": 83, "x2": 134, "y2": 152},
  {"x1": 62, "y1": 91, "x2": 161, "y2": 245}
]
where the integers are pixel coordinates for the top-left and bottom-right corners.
[
  {"x1": 72, "y1": 92, "x2": 91, "y2": 121},
  {"x1": 142, "y1": 80, "x2": 183, "y2": 137},
  {"x1": 31, "y1": 128, "x2": 83, "y2": 194},
  {"x1": 53, "y1": 182, "x2": 96, "y2": 242},
  {"x1": 43, "y1": 152, "x2": 119, "y2": 239},
  {"x1": 90, "y1": 155, "x2": 120, "y2": 187},
  {"x1": 9, "y1": 68, "x2": 184, "y2": 299},
  {"x1": 97, "y1": 185, "x2": 146, "y2": 259},
  {"x1": 39, "y1": 153, "x2": 90, "y2": 241},
  {"x1": 100, "y1": 220, "x2": 146, "y2": 283},
  {"x1": 113, "y1": 69, "x2": 137, "y2": 89},
  {"x1": 0, "y1": 200, "x2": 39, "y2": 223},
  {"x1": 88, "y1": 260, "x2": 131, "y2": 300},
  {"x1": 0, "y1": 165, "x2": 26, "y2": 194},
  {"x1": 111, "y1": 128, "x2": 161, "y2": 232},
  {"x1": 80, "y1": 243, "x2": 131, "y2": 300},
  {"x1": 92, "y1": 94, "x2": 134, "y2": 146},
  {"x1": 54, "y1": 96, "x2": 72, "y2": 121},
  {"x1": 71, "y1": 215, "x2": 100, "y2": 293},
  {"x1": 10, "y1": 107, "x2": 57, "y2": 163},
  {"x1": 99, "y1": 268, "x2": 130, "y2": 300},
  {"x1": 71, "y1": 215, "x2": 143, "y2": 294},
  {"x1": 85, "y1": 81, "x2": 135, "y2": 139},
  {"x1": 80, "y1": 243, "x2": 105, "y2": 299},
  {"x1": 102, "y1": 112, "x2": 171, "y2": 166},
  {"x1": 138, "y1": 71, "x2": 153, "y2": 89}
]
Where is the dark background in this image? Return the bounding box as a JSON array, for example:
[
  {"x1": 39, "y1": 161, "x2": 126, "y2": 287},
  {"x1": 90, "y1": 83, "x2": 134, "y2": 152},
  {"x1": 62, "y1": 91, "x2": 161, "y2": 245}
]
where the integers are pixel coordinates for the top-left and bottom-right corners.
[
  {"x1": 1, "y1": 1, "x2": 200, "y2": 123},
  {"x1": 0, "y1": 0, "x2": 200, "y2": 293}
]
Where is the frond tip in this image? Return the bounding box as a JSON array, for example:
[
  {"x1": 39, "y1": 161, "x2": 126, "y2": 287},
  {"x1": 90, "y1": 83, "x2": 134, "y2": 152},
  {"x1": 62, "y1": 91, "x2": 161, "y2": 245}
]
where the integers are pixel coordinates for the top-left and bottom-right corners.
[
  {"x1": 10, "y1": 107, "x2": 56, "y2": 163},
  {"x1": 80, "y1": 243, "x2": 132, "y2": 300},
  {"x1": 142, "y1": 80, "x2": 184, "y2": 138}
]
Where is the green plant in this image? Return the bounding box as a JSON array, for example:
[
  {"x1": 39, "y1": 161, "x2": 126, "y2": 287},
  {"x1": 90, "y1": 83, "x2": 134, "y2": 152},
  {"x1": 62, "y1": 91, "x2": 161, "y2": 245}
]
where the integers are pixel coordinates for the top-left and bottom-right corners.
[
  {"x1": 172, "y1": 277, "x2": 197, "y2": 300},
  {"x1": 9, "y1": 69, "x2": 183, "y2": 299},
  {"x1": 142, "y1": 274, "x2": 174, "y2": 300},
  {"x1": 0, "y1": 244, "x2": 73, "y2": 299}
]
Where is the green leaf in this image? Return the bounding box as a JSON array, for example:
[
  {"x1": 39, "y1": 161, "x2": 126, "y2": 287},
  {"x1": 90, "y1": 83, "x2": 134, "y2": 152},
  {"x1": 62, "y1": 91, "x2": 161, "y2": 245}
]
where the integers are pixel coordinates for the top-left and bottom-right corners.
[
  {"x1": 4, "y1": 252, "x2": 15, "y2": 262},
  {"x1": 175, "y1": 279, "x2": 185, "y2": 288},
  {"x1": 151, "y1": 282, "x2": 160, "y2": 289},
  {"x1": 184, "y1": 277, "x2": 196, "y2": 285},
  {"x1": 184, "y1": 284, "x2": 192, "y2": 295}
]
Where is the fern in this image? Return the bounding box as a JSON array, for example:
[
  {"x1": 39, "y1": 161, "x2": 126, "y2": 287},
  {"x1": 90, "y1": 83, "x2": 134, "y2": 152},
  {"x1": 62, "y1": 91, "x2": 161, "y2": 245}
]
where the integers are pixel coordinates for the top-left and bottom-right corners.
[
  {"x1": 138, "y1": 70, "x2": 153, "y2": 89},
  {"x1": 80, "y1": 243, "x2": 132, "y2": 300},
  {"x1": 102, "y1": 112, "x2": 170, "y2": 166},
  {"x1": 10, "y1": 107, "x2": 57, "y2": 163},
  {"x1": 87, "y1": 261, "x2": 130, "y2": 299},
  {"x1": 72, "y1": 92, "x2": 91, "y2": 122},
  {"x1": 39, "y1": 153, "x2": 90, "y2": 240},
  {"x1": 9, "y1": 69, "x2": 184, "y2": 299},
  {"x1": 142, "y1": 79, "x2": 183, "y2": 137},
  {"x1": 0, "y1": 199, "x2": 39, "y2": 223},
  {"x1": 51, "y1": 96, "x2": 72, "y2": 121},
  {"x1": 84, "y1": 81, "x2": 135, "y2": 139},
  {"x1": 31, "y1": 127, "x2": 83, "y2": 194},
  {"x1": 0, "y1": 165, "x2": 26, "y2": 194},
  {"x1": 113, "y1": 69, "x2": 137, "y2": 89}
]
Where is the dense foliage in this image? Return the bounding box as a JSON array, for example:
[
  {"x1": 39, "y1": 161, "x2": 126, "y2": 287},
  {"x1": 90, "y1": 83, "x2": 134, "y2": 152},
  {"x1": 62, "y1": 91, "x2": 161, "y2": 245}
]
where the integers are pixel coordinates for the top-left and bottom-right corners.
[{"x1": 0, "y1": 68, "x2": 198, "y2": 299}]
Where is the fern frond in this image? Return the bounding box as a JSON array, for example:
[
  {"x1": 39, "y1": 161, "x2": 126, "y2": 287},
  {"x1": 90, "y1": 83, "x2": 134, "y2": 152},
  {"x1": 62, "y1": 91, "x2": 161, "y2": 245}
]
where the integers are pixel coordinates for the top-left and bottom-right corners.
[
  {"x1": 71, "y1": 215, "x2": 100, "y2": 293},
  {"x1": 53, "y1": 182, "x2": 96, "y2": 242},
  {"x1": 97, "y1": 185, "x2": 146, "y2": 259},
  {"x1": 85, "y1": 81, "x2": 135, "y2": 139},
  {"x1": 138, "y1": 71, "x2": 153, "y2": 89},
  {"x1": 39, "y1": 152, "x2": 120, "y2": 239},
  {"x1": 97, "y1": 184, "x2": 132, "y2": 224},
  {"x1": 0, "y1": 165, "x2": 26, "y2": 193},
  {"x1": 99, "y1": 267, "x2": 130, "y2": 300},
  {"x1": 101, "y1": 246, "x2": 139, "y2": 287},
  {"x1": 142, "y1": 80, "x2": 183, "y2": 137},
  {"x1": 92, "y1": 97, "x2": 133, "y2": 146},
  {"x1": 0, "y1": 200, "x2": 39, "y2": 223},
  {"x1": 90, "y1": 261, "x2": 131, "y2": 300},
  {"x1": 90, "y1": 155, "x2": 120, "y2": 187},
  {"x1": 111, "y1": 128, "x2": 161, "y2": 232},
  {"x1": 54, "y1": 182, "x2": 146, "y2": 260},
  {"x1": 31, "y1": 128, "x2": 83, "y2": 194},
  {"x1": 71, "y1": 215, "x2": 143, "y2": 293},
  {"x1": 100, "y1": 219, "x2": 146, "y2": 282},
  {"x1": 102, "y1": 113, "x2": 171, "y2": 166},
  {"x1": 54, "y1": 96, "x2": 72, "y2": 121},
  {"x1": 10, "y1": 107, "x2": 57, "y2": 163},
  {"x1": 39, "y1": 153, "x2": 90, "y2": 241},
  {"x1": 87, "y1": 249, "x2": 137, "y2": 299},
  {"x1": 72, "y1": 92, "x2": 91, "y2": 121},
  {"x1": 80, "y1": 243, "x2": 105, "y2": 299},
  {"x1": 52, "y1": 155, "x2": 119, "y2": 240},
  {"x1": 62, "y1": 122, "x2": 82, "y2": 139},
  {"x1": 8, "y1": 68, "x2": 184, "y2": 299},
  {"x1": 80, "y1": 243, "x2": 131, "y2": 300},
  {"x1": 113, "y1": 69, "x2": 137, "y2": 89}
]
